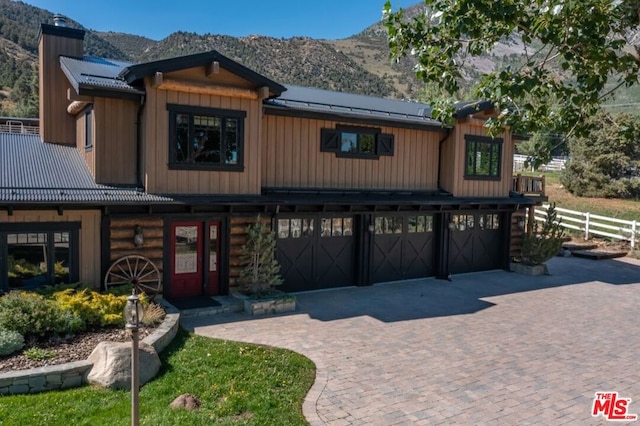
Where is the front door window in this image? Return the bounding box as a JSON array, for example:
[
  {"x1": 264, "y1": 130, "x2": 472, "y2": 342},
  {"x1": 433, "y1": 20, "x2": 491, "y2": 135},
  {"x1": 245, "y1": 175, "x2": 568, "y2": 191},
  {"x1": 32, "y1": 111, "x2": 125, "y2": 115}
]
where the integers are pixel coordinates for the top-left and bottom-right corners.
[{"x1": 174, "y1": 226, "x2": 199, "y2": 274}]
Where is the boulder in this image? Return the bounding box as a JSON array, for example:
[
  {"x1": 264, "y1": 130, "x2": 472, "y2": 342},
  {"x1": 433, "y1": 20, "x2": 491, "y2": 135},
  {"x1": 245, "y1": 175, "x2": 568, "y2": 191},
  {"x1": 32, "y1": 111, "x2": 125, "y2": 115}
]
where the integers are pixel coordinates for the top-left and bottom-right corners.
[
  {"x1": 86, "y1": 341, "x2": 161, "y2": 390},
  {"x1": 170, "y1": 393, "x2": 202, "y2": 411}
]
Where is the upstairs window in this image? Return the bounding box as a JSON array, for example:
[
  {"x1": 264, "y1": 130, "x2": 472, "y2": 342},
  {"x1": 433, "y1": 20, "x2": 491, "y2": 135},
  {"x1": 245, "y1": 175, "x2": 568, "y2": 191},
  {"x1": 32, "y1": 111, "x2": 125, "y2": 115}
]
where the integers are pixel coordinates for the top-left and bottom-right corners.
[
  {"x1": 167, "y1": 104, "x2": 246, "y2": 171},
  {"x1": 321, "y1": 125, "x2": 394, "y2": 159},
  {"x1": 465, "y1": 135, "x2": 503, "y2": 179}
]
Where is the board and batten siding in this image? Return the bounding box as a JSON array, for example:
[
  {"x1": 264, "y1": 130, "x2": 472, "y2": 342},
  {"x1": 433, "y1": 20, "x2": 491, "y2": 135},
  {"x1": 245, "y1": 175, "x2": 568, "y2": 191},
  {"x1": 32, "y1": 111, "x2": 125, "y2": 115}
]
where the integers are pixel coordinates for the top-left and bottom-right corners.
[
  {"x1": 443, "y1": 121, "x2": 514, "y2": 198},
  {"x1": 39, "y1": 32, "x2": 82, "y2": 145},
  {"x1": 0, "y1": 210, "x2": 102, "y2": 287},
  {"x1": 93, "y1": 98, "x2": 138, "y2": 185},
  {"x1": 142, "y1": 69, "x2": 263, "y2": 195},
  {"x1": 76, "y1": 111, "x2": 95, "y2": 178},
  {"x1": 262, "y1": 115, "x2": 441, "y2": 190}
]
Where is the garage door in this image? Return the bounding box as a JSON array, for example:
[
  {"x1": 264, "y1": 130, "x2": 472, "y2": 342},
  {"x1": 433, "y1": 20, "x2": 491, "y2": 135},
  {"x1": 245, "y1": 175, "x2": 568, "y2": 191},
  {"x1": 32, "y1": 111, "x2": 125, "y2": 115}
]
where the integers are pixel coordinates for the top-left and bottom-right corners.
[
  {"x1": 276, "y1": 216, "x2": 355, "y2": 292},
  {"x1": 371, "y1": 214, "x2": 435, "y2": 283},
  {"x1": 450, "y1": 213, "x2": 503, "y2": 274}
]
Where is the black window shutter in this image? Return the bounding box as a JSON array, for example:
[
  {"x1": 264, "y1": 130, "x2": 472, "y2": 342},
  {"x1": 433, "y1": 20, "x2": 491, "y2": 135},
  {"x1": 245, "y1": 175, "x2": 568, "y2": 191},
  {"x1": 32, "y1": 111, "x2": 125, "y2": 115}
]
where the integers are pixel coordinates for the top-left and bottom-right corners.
[
  {"x1": 320, "y1": 128, "x2": 340, "y2": 152},
  {"x1": 377, "y1": 133, "x2": 394, "y2": 156}
]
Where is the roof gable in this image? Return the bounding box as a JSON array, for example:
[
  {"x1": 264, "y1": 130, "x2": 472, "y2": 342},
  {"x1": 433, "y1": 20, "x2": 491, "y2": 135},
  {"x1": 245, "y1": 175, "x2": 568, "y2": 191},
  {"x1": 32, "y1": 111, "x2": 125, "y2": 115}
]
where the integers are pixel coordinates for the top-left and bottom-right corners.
[{"x1": 119, "y1": 50, "x2": 286, "y2": 96}]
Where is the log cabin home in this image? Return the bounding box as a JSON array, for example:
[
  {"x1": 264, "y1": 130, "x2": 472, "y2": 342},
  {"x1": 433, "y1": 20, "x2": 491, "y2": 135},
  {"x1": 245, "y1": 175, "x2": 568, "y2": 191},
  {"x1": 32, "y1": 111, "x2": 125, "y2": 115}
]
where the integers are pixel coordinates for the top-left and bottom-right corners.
[{"x1": 0, "y1": 18, "x2": 545, "y2": 299}]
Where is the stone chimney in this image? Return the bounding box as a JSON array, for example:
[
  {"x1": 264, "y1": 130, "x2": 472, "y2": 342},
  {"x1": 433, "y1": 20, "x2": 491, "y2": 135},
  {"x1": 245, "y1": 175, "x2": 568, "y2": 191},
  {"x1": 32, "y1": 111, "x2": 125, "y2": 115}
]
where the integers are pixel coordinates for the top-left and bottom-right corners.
[{"x1": 38, "y1": 16, "x2": 85, "y2": 144}]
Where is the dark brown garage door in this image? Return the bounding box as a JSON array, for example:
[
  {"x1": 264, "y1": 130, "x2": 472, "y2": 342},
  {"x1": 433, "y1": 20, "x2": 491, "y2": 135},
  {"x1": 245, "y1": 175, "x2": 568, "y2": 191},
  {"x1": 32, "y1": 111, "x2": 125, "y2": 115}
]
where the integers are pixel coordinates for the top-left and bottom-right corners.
[
  {"x1": 276, "y1": 216, "x2": 355, "y2": 292},
  {"x1": 371, "y1": 214, "x2": 435, "y2": 283},
  {"x1": 450, "y1": 213, "x2": 504, "y2": 274}
]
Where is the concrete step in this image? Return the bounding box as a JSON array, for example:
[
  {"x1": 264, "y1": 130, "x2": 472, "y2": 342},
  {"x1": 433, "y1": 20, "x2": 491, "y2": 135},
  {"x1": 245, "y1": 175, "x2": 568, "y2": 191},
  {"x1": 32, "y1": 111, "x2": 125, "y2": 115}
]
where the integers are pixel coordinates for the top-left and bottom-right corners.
[
  {"x1": 571, "y1": 250, "x2": 628, "y2": 260},
  {"x1": 562, "y1": 241, "x2": 599, "y2": 251},
  {"x1": 174, "y1": 296, "x2": 243, "y2": 318}
]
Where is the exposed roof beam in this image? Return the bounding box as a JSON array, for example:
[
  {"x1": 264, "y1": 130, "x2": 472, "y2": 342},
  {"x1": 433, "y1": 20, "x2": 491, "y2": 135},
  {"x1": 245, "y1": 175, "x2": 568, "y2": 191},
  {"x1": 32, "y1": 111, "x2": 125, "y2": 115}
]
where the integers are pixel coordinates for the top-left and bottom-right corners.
[
  {"x1": 155, "y1": 78, "x2": 259, "y2": 99},
  {"x1": 67, "y1": 88, "x2": 93, "y2": 103}
]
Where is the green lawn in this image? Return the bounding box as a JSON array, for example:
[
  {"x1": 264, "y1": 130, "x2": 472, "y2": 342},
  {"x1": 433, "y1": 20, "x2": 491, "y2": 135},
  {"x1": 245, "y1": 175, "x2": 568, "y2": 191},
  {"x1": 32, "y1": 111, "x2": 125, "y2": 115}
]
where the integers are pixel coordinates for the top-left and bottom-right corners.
[
  {"x1": 0, "y1": 329, "x2": 315, "y2": 425},
  {"x1": 522, "y1": 171, "x2": 640, "y2": 221}
]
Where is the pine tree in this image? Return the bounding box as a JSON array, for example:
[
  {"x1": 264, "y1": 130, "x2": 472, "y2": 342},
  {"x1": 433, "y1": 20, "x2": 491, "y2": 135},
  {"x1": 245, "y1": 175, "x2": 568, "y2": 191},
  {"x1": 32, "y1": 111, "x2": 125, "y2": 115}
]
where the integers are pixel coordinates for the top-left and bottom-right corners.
[
  {"x1": 238, "y1": 216, "x2": 283, "y2": 296},
  {"x1": 521, "y1": 204, "x2": 565, "y2": 266}
]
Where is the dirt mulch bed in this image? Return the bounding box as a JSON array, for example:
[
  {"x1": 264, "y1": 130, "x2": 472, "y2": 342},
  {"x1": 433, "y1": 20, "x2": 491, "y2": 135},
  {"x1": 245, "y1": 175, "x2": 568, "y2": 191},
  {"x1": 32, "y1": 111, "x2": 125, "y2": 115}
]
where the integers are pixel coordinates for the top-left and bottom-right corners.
[{"x1": 0, "y1": 327, "x2": 155, "y2": 373}]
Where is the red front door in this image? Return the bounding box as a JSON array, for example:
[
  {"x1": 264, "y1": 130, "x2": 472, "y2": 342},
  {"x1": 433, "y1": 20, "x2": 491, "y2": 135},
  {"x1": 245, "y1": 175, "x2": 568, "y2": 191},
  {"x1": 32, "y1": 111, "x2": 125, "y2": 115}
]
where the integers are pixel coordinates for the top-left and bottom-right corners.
[
  {"x1": 170, "y1": 221, "x2": 221, "y2": 298},
  {"x1": 170, "y1": 222, "x2": 203, "y2": 298}
]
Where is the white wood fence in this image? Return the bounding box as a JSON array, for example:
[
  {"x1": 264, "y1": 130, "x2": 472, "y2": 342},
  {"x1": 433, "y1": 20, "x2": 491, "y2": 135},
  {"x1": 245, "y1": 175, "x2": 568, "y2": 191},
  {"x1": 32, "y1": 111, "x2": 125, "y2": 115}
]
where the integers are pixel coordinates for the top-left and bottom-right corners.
[
  {"x1": 534, "y1": 204, "x2": 639, "y2": 249},
  {"x1": 514, "y1": 154, "x2": 566, "y2": 172}
]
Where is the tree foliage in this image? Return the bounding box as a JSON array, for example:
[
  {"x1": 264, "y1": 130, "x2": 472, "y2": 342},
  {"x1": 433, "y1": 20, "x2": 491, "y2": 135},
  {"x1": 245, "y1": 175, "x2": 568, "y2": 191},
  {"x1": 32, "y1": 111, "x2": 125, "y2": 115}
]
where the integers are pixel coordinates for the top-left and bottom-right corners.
[
  {"x1": 561, "y1": 112, "x2": 640, "y2": 198},
  {"x1": 384, "y1": 0, "x2": 640, "y2": 147},
  {"x1": 521, "y1": 203, "x2": 565, "y2": 266},
  {"x1": 238, "y1": 217, "x2": 283, "y2": 296}
]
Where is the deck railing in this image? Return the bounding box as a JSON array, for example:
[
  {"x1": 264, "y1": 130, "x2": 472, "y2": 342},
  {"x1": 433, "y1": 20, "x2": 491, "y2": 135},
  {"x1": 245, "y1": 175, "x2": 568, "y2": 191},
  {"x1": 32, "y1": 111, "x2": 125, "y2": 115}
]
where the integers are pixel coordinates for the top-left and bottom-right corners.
[
  {"x1": 512, "y1": 174, "x2": 546, "y2": 196},
  {"x1": 0, "y1": 120, "x2": 40, "y2": 135}
]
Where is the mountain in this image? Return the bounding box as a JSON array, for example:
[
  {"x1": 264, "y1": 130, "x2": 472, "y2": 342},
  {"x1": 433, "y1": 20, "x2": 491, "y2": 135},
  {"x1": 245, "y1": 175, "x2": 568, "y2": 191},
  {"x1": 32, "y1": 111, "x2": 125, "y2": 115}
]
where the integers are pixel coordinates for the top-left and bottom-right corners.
[{"x1": 2, "y1": 0, "x2": 636, "y2": 119}]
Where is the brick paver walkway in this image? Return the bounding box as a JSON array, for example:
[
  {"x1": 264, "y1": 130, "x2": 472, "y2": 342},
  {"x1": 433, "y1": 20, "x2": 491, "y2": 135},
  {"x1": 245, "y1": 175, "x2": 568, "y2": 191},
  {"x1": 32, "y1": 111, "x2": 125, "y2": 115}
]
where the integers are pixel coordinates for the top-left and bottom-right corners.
[{"x1": 181, "y1": 256, "x2": 640, "y2": 425}]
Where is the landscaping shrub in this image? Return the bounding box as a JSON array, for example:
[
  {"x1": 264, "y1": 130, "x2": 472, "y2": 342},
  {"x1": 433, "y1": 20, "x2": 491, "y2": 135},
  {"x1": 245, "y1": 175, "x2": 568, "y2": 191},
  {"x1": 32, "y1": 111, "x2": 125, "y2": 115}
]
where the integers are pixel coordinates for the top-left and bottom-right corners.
[
  {"x1": 0, "y1": 328, "x2": 24, "y2": 356},
  {"x1": 0, "y1": 292, "x2": 67, "y2": 338},
  {"x1": 52, "y1": 289, "x2": 129, "y2": 328},
  {"x1": 521, "y1": 204, "x2": 565, "y2": 265},
  {"x1": 141, "y1": 303, "x2": 166, "y2": 327}
]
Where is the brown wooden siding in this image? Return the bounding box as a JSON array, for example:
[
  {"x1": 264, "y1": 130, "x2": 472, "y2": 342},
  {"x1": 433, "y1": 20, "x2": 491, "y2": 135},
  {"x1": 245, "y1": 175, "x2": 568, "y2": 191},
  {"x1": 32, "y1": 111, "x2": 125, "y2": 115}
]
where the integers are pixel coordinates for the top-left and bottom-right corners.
[
  {"x1": 449, "y1": 121, "x2": 514, "y2": 197},
  {"x1": 166, "y1": 67, "x2": 256, "y2": 89},
  {"x1": 262, "y1": 115, "x2": 441, "y2": 190},
  {"x1": 142, "y1": 69, "x2": 263, "y2": 194},
  {"x1": 93, "y1": 98, "x2": 137, "y2": 185},
  {"x1": 109, "y1": 216, "x2": 164, "y2": 278},
  {"x1": 39, "y1": 34, "x2": 82, "y2": 145},
  {"x1": 439, "y1": 128, "x2": 457, "y2": 194},
  {"x1": 76, "y1": 112, "x2": 95, "y2": 178},
  {"x1": 0, "y1": 210, "x2": 101, "y2": 287}
]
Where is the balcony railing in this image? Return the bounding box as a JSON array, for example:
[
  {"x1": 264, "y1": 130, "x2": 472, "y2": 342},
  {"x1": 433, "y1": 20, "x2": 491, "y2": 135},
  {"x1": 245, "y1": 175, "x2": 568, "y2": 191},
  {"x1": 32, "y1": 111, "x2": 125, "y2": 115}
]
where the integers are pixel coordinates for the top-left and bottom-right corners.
[
  {"x1": 0, "y1": 120, "x2": 40, "y2": 135},
  {"x1": 512, "y1": 174, "x2": 545, "y2": 197}
]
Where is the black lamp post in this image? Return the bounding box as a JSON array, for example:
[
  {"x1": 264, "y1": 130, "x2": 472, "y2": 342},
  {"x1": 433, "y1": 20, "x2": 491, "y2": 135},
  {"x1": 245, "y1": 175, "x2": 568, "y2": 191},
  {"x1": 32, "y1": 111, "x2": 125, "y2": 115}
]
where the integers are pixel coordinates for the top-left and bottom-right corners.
[{"x1": 124, "y1": 291, "x2": 144, "y2": 426}]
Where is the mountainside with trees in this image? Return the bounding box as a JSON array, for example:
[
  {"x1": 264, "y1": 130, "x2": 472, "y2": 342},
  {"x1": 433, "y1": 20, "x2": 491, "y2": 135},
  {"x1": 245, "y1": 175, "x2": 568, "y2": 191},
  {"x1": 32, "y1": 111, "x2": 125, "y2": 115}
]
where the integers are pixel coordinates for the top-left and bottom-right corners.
[{"x1": 0, "y1": 0, "x2": 562, "y2": 118}]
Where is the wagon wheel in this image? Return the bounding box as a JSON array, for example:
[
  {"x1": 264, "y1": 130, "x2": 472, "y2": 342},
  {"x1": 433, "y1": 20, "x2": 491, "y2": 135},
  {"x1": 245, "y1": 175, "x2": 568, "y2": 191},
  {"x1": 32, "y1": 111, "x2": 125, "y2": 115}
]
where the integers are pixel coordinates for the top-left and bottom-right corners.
[{"x1": 104, "y1": 255, "x2": 162, "y2": 297}]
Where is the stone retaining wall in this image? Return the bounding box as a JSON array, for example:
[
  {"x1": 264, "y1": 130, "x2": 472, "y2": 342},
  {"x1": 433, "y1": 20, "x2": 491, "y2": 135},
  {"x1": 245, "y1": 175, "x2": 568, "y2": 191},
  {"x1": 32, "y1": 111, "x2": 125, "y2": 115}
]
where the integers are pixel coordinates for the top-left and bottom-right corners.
[{"x1": 0, "y1": 302, "x2": 180, "y2": 395}]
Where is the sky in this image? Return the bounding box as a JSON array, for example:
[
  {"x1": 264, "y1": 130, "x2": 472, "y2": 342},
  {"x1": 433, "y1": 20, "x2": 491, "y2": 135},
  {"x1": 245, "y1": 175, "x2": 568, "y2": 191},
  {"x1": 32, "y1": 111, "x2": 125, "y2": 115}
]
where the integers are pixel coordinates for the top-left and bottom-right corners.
[{"x1": 21, "y1": 0, "x2": 419, "y2": 41}]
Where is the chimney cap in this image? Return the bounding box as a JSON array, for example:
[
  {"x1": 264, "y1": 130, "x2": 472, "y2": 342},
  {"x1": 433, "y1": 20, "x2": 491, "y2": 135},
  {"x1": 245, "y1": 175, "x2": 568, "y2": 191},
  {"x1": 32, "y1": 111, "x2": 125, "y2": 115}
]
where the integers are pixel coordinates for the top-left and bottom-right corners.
[{"x1": 53, "y1": 14, "x2": 67, "y2": 27}]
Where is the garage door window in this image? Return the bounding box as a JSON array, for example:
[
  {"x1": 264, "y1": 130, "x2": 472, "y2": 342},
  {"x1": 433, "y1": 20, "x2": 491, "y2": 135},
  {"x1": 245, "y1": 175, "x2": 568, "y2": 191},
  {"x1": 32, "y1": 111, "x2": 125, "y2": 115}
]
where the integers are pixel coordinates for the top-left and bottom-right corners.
[
  {"x1": 479, "y1": 214, "x2": 500, "y2": 230},
  {"x1": 277, "y1": 218, "x2": 314, "y2": 239},
  {"x1": 408, "y1": 215, "x2": 433, "y2": 233},
  {"x1": 452, "y1": 214, "x2": 475, "y2": 231},
  {"x1": 375, "y1": 217, "x2": 403, "y2": 234},
  {"x1": 321, "y1": 217, "x2": 353, "y2": 237}
]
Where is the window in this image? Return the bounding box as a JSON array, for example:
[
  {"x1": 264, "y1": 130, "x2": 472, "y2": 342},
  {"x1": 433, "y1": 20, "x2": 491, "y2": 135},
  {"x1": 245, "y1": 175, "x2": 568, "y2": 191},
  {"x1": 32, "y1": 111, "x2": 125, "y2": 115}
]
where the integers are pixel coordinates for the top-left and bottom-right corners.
[
  {"x1": 277, "y1": 218, "x2": 314, "y2": 239},
  {"x1": 465, "y1": 135, "x2": 503, "y2": 179},
  {"x1": 321, "y1": 125, "x2": 394, "y2": 159},
  {"x1": 167, "y1": 104, "x2": 246, "y2": 171},
  {"x1": 85, "y1": 108, "x2": 93, "y2": 150},
  {"x1": 375, "y1": 217, "x2": 403, "y2": 235},
  {"x1": 479, "y1": 214, "x2": 500, "y2": 230},
  {"x1": 408, "y1": 215, "x2": 433, "y2": 233},
  {"x1": 0, "y1": 223, "x2": 80, "y2": 291},
  {"x1": 452, "y1": 214, "x2": 475, "y2": 231},
  {"x1": 320, "y1": 217, "x2": 353, "y2": 237}
]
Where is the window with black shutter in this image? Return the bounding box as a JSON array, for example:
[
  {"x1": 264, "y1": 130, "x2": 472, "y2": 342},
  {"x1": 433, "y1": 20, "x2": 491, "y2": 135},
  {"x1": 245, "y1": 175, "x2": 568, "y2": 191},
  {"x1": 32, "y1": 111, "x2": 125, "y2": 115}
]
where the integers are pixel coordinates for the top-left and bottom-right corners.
[{"x1": 319, "y1": 125, "x2": 395, "y2": 159}]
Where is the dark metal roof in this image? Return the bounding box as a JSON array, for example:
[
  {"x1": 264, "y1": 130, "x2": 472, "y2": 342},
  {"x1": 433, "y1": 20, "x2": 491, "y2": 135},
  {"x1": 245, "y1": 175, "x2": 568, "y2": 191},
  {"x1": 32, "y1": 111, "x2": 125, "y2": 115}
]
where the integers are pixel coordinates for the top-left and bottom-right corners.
[
  {"x1": 0, "y1": 133, "x2": 172, "y2": 204},
  {"x1": 264, "y1": 85, "x2": 446, "y2": 129},
  {"x1": 118, "y1": 50, "x2": 286, "y2": 96},
  {"x1": 60, "y1": 56, "x2": 144, "y2": 95},
  {"x1": 453, "y1": 100, "x2": 495, "y2": 118}
]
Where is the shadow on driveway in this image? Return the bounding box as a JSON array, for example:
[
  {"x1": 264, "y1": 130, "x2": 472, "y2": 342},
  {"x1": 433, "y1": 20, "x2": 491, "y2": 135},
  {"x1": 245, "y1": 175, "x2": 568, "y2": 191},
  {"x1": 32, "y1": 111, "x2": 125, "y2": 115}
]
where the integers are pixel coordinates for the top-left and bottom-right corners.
[{"x1": 187, "y1": 256, "x2": 640, "y2": 326}]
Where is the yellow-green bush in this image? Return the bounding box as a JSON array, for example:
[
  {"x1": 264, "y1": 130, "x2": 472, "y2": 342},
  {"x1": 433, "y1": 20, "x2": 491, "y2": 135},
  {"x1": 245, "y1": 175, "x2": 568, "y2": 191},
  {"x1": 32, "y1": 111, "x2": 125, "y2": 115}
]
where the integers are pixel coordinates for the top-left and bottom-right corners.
[{"x1": 53, "y1": 289, "x2": 130, "y2": 328}]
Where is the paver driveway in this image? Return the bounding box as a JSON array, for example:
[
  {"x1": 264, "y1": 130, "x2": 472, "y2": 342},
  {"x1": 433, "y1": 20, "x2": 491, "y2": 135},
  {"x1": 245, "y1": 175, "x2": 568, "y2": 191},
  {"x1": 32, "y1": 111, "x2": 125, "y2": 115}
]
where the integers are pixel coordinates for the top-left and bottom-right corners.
[{"x1": 181, "y1": 256, "x2": 640, "y2": 425}]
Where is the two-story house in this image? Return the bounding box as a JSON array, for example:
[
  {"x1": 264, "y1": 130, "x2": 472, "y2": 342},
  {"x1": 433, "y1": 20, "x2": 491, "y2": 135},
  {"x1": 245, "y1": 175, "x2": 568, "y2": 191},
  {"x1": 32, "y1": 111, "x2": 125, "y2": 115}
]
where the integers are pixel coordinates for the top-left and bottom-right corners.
[{"x1": 0, "y1": 18, "x2": 539, "y2": 299}]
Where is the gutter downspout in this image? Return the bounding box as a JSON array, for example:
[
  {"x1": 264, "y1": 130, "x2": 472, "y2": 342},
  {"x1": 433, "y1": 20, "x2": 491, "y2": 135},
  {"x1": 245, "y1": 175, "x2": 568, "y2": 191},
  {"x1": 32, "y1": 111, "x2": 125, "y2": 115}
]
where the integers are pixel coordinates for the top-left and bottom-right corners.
[
  {"x1": 437, "y1": 128, "x2": 452, "y2": 192},
  {"x1": 135, "y1": 95, "x2": 146, "y2": 191}
]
